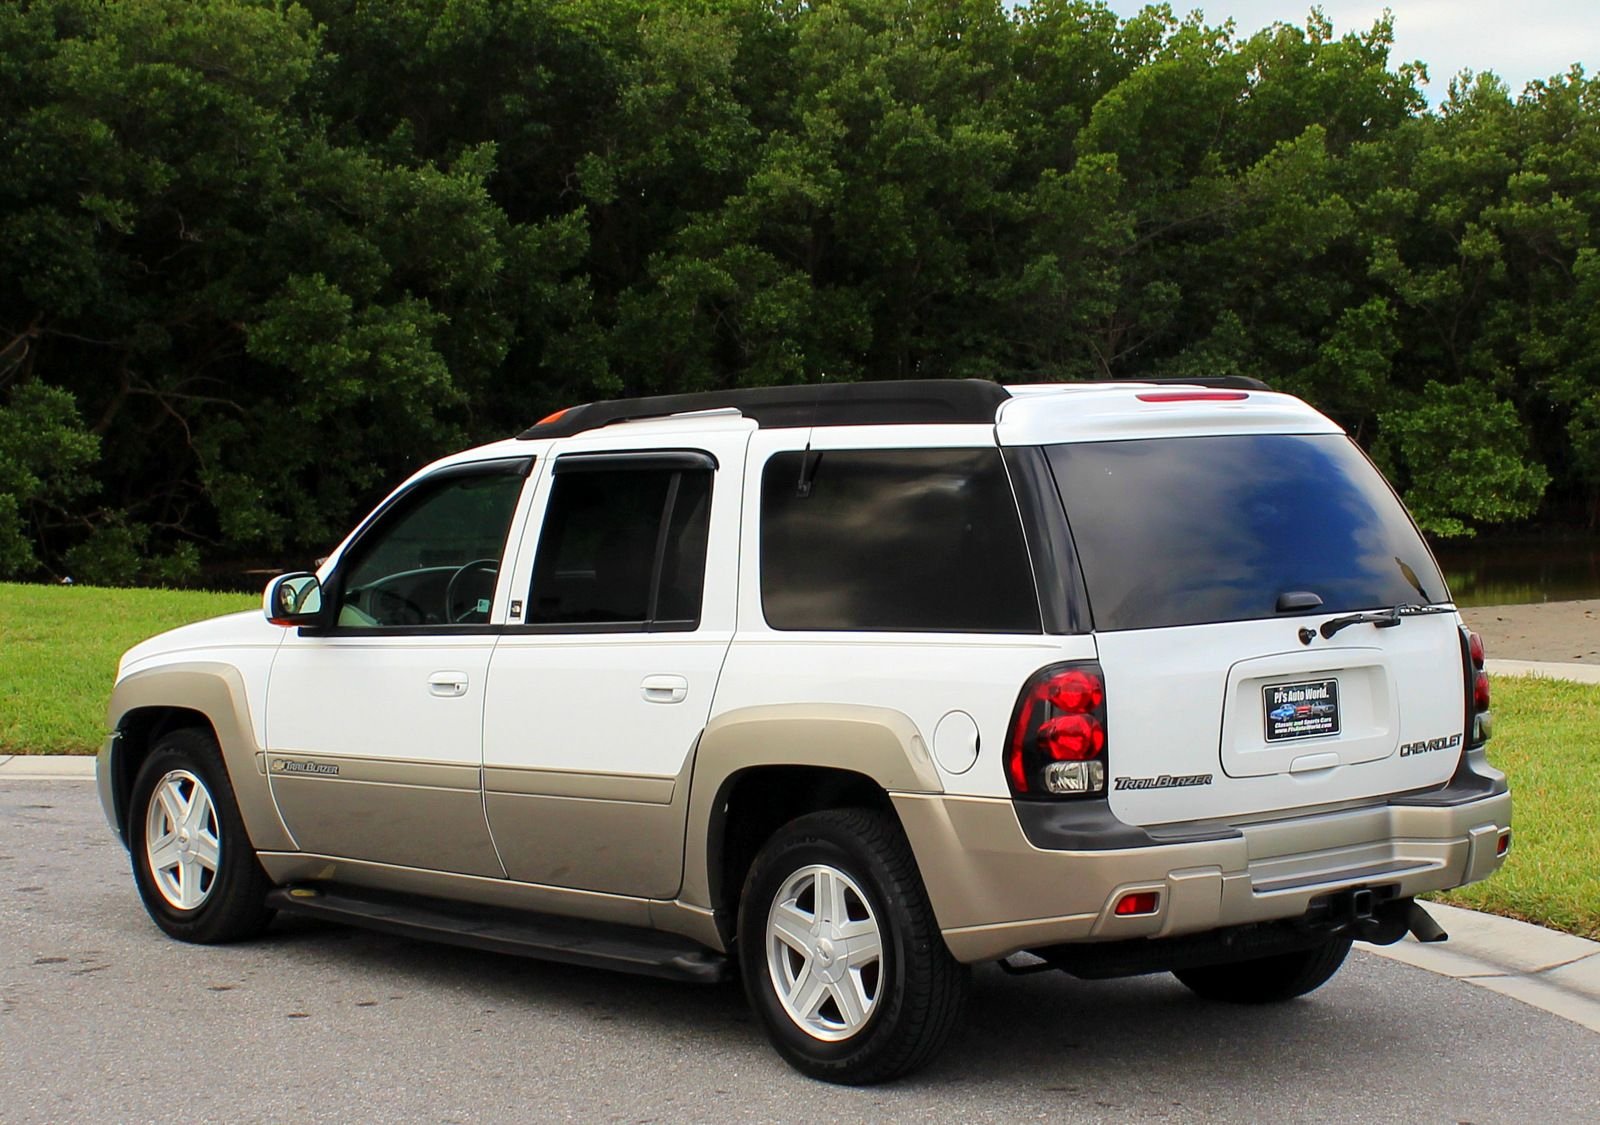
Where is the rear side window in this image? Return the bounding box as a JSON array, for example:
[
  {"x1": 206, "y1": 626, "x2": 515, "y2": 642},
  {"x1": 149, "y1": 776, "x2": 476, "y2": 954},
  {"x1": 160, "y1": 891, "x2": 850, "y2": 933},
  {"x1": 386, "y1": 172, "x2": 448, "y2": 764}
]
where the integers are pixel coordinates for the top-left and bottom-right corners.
[
  {"x1": 1046, "y1": 434, "x2": 1448, "y2": 632},
  {"x1": 761, "y1": 448, "x2": 1040, "y2": 633}
]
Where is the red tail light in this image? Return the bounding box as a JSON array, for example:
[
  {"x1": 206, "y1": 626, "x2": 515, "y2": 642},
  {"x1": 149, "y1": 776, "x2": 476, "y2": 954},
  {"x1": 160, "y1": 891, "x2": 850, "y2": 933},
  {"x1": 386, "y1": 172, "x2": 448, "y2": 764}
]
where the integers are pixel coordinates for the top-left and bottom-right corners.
[
  {"x1": 1007, "y1": 662, "x2": 1109, "y2": 797},
  {"x1": 1463, "y1": 628, "x2": 1491, "y2": 747}
]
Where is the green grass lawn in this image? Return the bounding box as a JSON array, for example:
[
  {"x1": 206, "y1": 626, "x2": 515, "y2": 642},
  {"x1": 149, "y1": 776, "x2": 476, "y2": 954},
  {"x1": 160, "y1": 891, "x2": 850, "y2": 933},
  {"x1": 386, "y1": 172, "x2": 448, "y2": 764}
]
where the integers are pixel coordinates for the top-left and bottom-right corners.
[
  {"x1": 0, "y1": 582, "x2": 256, "y2": 754},
  {"x1": 1434, "y1": 675, "x2": 1600, "y2": 940},
  {"x1": 1, "y1": 580, "x2": 1595, "y2": 938}
]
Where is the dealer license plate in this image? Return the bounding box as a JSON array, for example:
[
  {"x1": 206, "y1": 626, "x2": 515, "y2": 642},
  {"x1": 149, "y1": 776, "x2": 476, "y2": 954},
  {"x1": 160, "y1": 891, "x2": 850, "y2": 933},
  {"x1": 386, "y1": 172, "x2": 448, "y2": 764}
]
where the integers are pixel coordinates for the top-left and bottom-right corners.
[{"x1": 1264, "y1": 679, "x2": 1341, "y2": 742}]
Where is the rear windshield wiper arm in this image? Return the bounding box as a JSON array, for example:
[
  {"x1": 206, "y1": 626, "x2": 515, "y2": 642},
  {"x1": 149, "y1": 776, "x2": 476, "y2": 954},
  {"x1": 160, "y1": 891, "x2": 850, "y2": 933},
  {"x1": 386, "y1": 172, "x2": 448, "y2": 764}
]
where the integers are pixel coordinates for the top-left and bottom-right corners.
[{"x1": 1319, "y1": 603, "x2": 1452, "y2": 640}]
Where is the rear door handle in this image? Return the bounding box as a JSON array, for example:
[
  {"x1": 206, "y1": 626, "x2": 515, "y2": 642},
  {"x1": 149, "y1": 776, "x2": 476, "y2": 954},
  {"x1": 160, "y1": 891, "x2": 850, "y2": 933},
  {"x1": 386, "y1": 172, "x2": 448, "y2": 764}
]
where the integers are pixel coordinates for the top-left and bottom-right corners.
[
  {"x1": 641, "y1": 675, "x2": 688, "y2": 704},
  {"x1": 429, "y1": 671, "x2": 469, "y2": 698}
]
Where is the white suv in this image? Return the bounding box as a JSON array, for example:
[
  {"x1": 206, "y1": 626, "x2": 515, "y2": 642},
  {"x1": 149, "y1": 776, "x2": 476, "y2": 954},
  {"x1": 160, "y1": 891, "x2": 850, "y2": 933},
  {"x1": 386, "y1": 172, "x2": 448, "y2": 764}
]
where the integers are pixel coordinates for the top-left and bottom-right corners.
[{"x1": 99, "y1": 378, "x2": 1511, "y2": 1084}]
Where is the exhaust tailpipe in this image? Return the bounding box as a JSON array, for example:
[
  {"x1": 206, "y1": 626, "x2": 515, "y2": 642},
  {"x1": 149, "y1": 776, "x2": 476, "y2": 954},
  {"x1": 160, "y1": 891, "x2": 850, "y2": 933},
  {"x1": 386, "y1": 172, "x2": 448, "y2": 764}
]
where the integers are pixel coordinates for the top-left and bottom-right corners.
[
  {"x1": 1403, "y1": 900, "x2": 1449, "y2": 943},
  {"x1": 1350, "y1": 897, "x2": 1449, "y2": 946}
]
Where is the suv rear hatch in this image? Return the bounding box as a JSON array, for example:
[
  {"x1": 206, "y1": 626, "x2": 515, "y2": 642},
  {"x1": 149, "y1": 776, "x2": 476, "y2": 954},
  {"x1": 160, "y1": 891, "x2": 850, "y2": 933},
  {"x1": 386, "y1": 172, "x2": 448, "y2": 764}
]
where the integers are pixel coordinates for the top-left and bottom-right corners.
[{"x1": 1044, "y1": 431, "x2": 1465, "y2": 827}]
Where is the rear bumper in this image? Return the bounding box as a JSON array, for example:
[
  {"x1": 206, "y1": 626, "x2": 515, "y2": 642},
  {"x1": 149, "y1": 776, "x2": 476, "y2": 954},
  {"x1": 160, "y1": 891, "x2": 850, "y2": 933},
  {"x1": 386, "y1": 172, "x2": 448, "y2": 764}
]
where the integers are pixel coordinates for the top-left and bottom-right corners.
[{"x1": 894, "y1": 756, "x2": 1511, "y2": 964}]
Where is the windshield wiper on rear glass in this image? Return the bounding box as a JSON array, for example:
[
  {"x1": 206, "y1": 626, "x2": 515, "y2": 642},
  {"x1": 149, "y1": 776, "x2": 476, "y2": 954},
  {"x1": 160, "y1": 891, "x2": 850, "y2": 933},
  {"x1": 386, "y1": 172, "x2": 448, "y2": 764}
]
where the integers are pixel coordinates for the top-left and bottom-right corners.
[{"x1": 1319, "y1": 602, "x2": 1454, "y2": 640}]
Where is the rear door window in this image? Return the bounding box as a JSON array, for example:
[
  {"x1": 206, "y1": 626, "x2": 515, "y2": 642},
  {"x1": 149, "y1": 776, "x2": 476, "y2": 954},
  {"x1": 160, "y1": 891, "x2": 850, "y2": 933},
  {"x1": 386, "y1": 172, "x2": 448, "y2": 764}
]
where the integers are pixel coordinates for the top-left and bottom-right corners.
[
  {"x1": 1046, "y1": 434, "x2": 1447, "y2": 632},
  {"x1": 760, "y1": 448, "x2": 1040, "y2": 633},
  {"x1": 526, "y1": 459, "x2": 712, "y2": 630}
]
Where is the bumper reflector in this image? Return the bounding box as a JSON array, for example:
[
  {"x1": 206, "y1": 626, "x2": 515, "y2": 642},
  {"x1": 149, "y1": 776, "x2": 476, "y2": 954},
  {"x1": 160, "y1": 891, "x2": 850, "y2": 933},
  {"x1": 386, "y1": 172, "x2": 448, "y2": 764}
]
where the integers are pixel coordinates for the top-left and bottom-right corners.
[{"x1": 1114, "y1": 891, "x2": 1160, "y2": 917}]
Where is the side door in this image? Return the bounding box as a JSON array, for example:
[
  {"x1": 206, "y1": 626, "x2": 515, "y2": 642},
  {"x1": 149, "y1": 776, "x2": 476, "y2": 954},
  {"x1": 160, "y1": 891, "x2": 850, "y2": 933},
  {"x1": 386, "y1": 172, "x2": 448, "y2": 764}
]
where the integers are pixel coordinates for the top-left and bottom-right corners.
[
  {"x1": 265, "y1": 456, "x2": 536, "y2": 876},
  {"x1": 482, "y1": 423, "x2": 750, "y2": 898}
]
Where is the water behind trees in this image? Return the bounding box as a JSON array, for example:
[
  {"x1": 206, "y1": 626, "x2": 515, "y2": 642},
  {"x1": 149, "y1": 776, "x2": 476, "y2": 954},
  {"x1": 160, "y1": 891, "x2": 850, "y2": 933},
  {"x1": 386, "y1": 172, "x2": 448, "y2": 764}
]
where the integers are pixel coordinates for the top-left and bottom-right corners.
[{"x1": 1434, "y1": 538, "x2": 1600, "y2": 607}]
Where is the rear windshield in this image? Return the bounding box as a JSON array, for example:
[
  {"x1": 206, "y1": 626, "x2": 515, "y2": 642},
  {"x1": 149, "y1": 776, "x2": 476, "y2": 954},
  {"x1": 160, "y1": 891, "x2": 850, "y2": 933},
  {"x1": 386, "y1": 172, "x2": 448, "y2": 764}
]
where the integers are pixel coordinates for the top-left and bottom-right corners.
[{"x1": 1046, "y1": 434, "x2": 1448, "y2": 632}]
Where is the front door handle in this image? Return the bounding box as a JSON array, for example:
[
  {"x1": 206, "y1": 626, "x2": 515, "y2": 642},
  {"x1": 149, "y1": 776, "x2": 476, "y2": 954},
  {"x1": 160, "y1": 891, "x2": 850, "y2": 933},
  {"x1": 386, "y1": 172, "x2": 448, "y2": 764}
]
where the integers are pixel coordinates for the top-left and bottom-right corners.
[
  {"x1": 429, "y1": 670, "x2": 469, "y2": 698},
  {"x1": 641, "y1": 674, "x2": 688, "y2": 704}
]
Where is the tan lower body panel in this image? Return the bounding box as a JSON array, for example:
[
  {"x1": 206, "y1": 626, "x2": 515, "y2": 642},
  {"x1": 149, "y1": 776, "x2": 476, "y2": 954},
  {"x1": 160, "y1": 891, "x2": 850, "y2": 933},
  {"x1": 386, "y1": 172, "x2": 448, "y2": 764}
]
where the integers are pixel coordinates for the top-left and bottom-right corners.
[
  {"x1": 480, "y1": 763, "x2": 691, "y2": 899},
  {"x1": 256, "y1": 851, "x2": 724, "y2": 952},
  {"x1": 892, "y1": 790, "x2": 1513, "y2": 964},
  {"x1": 484, "y1": 793, "x2": 684, "y2": 898},
  {"x1": 270, "y1": 767, "x2": 504, "y2": 879}
]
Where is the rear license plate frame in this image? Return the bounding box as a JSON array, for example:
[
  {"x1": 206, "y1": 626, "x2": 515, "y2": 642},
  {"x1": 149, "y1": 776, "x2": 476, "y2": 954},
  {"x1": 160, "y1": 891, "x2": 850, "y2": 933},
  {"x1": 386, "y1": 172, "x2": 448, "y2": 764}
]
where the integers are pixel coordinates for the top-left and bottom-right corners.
[{"x1": 1264, "y1": 678, "x2": 1341, "y2": 742}]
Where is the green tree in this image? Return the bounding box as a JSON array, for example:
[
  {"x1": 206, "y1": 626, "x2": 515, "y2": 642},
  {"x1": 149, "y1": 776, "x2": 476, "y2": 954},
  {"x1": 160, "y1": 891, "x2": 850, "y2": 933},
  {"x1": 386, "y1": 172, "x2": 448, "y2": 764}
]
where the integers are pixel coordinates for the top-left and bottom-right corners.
[
  {"x1": 0, "y1": 378, "x2": 98, "y2": 576},
  {"x1": 0, "y1": 0, "x2": 526, "y2": 577}
]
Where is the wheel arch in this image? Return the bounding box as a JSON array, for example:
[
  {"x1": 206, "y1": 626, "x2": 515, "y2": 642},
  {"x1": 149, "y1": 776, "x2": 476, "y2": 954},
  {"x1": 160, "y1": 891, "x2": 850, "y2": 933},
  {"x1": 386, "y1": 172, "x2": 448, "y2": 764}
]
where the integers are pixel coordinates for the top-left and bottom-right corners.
[
  {"x1": 105, "y1": 704, "x2": 212, "y2": 841},
  {"x1": 104, "y1": 663, "x2": 294, "y2": 852},
  {"x1": 681, "y1": 704, "x2": 943, "y2": 947}
]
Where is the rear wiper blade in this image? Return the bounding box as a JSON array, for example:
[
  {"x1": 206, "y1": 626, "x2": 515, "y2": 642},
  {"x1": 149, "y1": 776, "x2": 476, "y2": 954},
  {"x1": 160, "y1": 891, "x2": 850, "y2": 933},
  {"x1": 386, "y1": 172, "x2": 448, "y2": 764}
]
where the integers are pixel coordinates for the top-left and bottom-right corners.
[
  {"x1": 1320, "y1": 609, "x2": 1401, "y2": 638},
  {"x1": 1319, "y1": 603, "x2": 1453, "y2": 639}
]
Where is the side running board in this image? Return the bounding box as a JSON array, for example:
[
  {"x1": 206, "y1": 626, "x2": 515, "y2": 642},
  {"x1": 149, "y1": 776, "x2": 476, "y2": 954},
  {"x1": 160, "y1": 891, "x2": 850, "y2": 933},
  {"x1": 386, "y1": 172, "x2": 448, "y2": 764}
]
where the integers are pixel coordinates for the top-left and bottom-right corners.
[{"x1": 266, "y1": 885, "x2": 730, "y2": 984}]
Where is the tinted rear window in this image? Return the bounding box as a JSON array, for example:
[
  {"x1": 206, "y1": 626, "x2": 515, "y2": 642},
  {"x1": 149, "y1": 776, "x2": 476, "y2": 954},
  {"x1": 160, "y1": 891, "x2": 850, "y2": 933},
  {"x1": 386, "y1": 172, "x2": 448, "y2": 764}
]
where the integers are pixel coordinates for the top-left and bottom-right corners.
[
  {"x1": 761, "y1": 448, "x2": 1041, "y2": 633},
  {"x1": 1046, "y1": 435, "x2": 1447, "y2": 632}
]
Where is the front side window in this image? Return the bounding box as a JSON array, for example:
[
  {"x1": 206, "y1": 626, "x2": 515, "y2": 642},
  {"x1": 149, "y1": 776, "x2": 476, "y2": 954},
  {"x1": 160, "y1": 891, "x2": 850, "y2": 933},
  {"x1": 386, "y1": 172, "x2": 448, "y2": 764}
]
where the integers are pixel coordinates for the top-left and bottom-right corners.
[
  {"x1": 760, "y1": 448, "x2": 1041, "y2": 633},
  {"x1": 527, "y1": 462, "x2": 712, "y2": 630},
  {"x1": 335, "y1": 464, "x2": 527, "y2": 628}
]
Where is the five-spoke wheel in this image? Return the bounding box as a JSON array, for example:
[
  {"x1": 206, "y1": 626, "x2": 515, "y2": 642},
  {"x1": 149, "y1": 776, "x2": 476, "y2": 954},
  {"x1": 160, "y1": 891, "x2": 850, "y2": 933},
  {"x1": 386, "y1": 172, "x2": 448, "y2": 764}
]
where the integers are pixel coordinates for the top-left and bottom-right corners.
[
  {"x1": 143, "y1": 768, "x2": 221, "y2": 911},
  {"x1": 129, "y1": 728, "x2": 274, "y2": 944},
  {"x1": 765, "y1": 863, "x2": 885, "y2": 1041},
  {"x1": 738, "y1": 808, "x2": 969, "y2": 1085}
]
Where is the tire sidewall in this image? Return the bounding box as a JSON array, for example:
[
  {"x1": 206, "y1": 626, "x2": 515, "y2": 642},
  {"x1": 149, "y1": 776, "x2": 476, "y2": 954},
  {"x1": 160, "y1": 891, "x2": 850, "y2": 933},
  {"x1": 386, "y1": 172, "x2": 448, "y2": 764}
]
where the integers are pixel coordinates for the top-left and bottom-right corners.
[
  {"x1": 129, "y1": 730, "x2": 255, "y2": 942},
  {"x1": 1174, "y1": 936, "x2": 1353, "y2": 1004},
  {"x1": 738, "y1": 816, "x2": 919, "y2": 1076}
]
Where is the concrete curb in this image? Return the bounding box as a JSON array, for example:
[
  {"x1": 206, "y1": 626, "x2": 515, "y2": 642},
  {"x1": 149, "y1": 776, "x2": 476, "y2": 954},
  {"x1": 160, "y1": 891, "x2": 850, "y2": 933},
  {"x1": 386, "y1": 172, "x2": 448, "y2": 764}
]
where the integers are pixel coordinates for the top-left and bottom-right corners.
[
  {"x1": 1485, "y1": 658, "x2": 1600, "y2": 684},
  {"x1": 1365, "y1": 902, "x2": 1600, "y2": 1034},
  {"x1": 4, "y1": 754, "x2": 1596, "y2": 1035},
  {"x1": 0, "y1": 754, "x2": 95, "y2": 779}
]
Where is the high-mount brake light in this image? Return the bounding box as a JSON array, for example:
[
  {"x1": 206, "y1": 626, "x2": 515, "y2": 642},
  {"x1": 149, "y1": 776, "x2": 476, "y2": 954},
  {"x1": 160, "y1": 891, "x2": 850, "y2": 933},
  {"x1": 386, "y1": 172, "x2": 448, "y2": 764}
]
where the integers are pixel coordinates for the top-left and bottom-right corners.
[
  {"x1": 1135, "y1": 391, "x2": 1250, "y2": 403},
  {"x1": 1006, "y1": 662, "x2": 1109, "y2": 798},
  {"x1": 535, "y1": 407, "x2": 570, "y2": 426}
]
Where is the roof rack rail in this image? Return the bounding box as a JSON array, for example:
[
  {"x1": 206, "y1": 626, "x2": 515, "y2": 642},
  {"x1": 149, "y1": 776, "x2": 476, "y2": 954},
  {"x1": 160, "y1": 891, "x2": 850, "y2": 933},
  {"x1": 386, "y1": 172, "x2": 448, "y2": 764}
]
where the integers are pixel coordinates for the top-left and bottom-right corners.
[
  {"x1": 518, "y1": 379, "x2": 1014, "y2": 439},
  {"x1": 516, "y1": 375, "x2": 1273, "y2": 440}
]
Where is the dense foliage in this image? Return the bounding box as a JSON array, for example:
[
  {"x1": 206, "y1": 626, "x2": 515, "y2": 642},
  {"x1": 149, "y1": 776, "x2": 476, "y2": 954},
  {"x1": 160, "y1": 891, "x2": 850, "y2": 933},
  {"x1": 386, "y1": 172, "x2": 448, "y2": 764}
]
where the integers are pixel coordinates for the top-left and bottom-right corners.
[{"x1": 2, "y1": 0, "x2": 1597, "y2": 583}]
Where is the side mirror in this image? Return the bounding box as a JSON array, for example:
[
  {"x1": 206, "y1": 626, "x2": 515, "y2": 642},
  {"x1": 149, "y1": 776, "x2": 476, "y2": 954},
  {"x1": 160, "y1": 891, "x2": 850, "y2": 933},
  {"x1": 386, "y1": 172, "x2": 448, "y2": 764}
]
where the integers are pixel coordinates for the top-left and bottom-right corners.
[{"x1": 264, "y1": 572, "x2": 323, "y2": 626}]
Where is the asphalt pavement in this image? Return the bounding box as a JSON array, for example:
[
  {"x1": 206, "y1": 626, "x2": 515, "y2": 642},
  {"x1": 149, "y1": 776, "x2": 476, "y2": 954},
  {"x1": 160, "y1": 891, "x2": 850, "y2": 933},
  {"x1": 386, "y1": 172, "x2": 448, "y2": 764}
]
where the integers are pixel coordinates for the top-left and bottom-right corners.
[{"x1": 4, "y1": 774, "x2": 1599, "y2": 1124}]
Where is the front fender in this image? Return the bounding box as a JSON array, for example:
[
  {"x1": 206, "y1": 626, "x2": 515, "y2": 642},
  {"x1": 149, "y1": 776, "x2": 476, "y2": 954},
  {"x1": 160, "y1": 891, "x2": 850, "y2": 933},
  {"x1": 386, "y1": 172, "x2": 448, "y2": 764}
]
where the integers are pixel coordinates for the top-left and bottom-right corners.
[{"x1": 103, "y1": 663, "x2": 295, "y2": 852}]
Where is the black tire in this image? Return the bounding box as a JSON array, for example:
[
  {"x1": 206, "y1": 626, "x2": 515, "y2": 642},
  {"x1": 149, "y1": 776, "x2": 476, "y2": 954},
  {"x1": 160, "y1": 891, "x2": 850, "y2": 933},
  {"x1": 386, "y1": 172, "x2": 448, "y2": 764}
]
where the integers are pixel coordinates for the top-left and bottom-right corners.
[
  {"x1": 1173, "y1": 936, "x2": 1353, "y2": 1004},
  {"x1": 737, "y1": 808, "x2": 969, "y2": 1085},
  {"x1": 128, "y1": 727, "x2": 275, "y2": 943}
]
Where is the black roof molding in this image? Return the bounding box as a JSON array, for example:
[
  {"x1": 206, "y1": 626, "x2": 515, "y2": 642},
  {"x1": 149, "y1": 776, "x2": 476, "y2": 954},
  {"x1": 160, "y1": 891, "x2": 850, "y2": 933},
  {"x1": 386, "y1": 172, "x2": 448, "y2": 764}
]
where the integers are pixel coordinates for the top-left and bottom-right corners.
[
  {"x1": 516, "y1": 375, "x2": 1273, "y2": 440},
  {"x1": 518, "y1": 379, "x2": 1014, "y2": 439}
]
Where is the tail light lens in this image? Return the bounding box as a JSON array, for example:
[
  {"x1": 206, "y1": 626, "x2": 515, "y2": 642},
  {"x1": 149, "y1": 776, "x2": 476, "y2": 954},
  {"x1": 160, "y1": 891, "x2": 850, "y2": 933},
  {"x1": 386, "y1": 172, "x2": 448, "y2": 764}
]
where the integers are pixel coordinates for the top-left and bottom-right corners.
[
  {"x1": 1463, "y1": 627, "x2": 1491, "y2": 747},
  {"x1": 1007, "y1": 662, "x2": 1108, "y2": 798}
]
